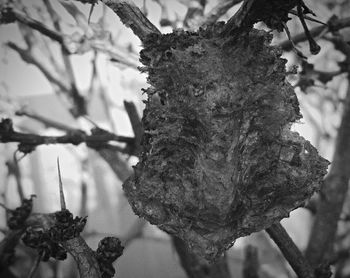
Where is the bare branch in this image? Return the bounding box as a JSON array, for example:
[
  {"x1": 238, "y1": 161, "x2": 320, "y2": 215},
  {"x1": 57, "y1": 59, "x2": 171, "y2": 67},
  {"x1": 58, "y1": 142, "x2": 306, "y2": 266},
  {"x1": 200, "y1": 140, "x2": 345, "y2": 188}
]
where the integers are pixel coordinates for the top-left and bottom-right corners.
[
  {"x1": 15, "y1": 108, "x2": 77, "y2": 132},
  {"x1": 305, "y1": 38, "x2": 350, "y2": 267},
  {"x1": 61, "y1": 236, "x2": 101, "y2": 278},
  {"x1": 266, "y1": 223, "x2": 314, "y2": 278},
  {"x1": 201, "y1": 0, "x2": 242, "y2": 26},
  {"x1": 8, "y1": 8, "x2": 66, "y2": 47},
  {"x1": 97, "y1": 147, "x2": 133, "y2": 181},
  {"x1": 242, "y1": 245, "x2": 260, "y2": 278},
  {"x1": 100, "y1": 0, "x2": 161, "y2": 41},
  {"x1": 279, "y1": 16, "x2": 350, "y2": 51},
  {"x1": 0, "y1": 118, "x2": 134, "y2": 152},
  {"x1": 57, "y1": 0, "x2": 93, "y2": 36},
  {"x1": 6, "y1": 42, "x2": 71, "y2": 93},
  {"x1": 123, "y1": 100, "x2": 142, "y2": 154},
  {"x1": 7, "y1": 4, "x2": 139, "y2": 68},
  {"x1": 45, "y1": 0, "x2": 87, "y2": 117}
]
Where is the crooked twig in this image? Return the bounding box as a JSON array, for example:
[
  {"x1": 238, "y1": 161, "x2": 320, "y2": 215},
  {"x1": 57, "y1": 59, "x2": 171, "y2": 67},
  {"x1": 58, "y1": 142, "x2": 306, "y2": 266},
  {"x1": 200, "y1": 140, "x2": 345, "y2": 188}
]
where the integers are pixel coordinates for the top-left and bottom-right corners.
[
  {"x1": 296, "y1": 3, "x2": 320, "y2": 55},
  {"x1": 279, "y1": 16, "x2": 350, "y2": 51},
  {"x1": 0, "y1": 118, "x2": 134, "y2": 153}
]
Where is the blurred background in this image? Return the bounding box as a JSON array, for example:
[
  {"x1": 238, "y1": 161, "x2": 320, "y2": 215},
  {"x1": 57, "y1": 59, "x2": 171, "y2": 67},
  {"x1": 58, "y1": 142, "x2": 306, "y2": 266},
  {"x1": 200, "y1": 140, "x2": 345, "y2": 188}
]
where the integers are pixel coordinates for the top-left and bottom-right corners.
[{"x1": 0, "y1": 0, "x2": 349, "y2": 277}]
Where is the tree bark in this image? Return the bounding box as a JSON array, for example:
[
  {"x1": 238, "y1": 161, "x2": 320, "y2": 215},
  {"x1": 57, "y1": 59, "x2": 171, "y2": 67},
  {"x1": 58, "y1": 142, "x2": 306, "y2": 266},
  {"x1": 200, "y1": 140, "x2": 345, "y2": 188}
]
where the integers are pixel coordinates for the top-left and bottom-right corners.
[
  {"x1": 172, "y1": 237, "x2": 231, "y2": 278},
  {"x1": 305, "y1": 76, "x2": 350, "y2": 267}
]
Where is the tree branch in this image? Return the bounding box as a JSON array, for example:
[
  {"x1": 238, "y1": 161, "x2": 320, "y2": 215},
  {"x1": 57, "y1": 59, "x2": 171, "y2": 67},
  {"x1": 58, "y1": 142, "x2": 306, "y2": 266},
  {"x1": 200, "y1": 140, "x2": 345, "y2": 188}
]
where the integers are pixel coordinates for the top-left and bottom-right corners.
[
  {"x1": 266, "y1": 223, "x2": 314, "y2": 278},
  {"x1": 15, "y1": 108, "x2": 78, "y2": 132},
  {"x1": 123, "y1": 100, "x2": 143, "y2": 154},
  {"x1": 305, "y1": 39, "x2": 350, "y2": 267},
  {"x1": 6, "y1": 41, "x2": 71, "y2": 93},
  {"x1": 279, "y1": 16, "x2": 350, "y2": 51},
  {"x1": 171, "y1": 236, "x2": 231, "y2": 278},
  {"x1": 9, "y1": 8, "x2": 66, "y2": 48},
  {"x1": 100, "y1": 0, "x2": 161, "y2": 42},
  {"x1": 242, "y1": 245, "x2": 260, "y2": 278},
  {"x1": 0, "y1": 118, "x2": 134, "y2": 153},
  {"x1": 201, "y1": 0, "x2": 242, "y2": 26}
]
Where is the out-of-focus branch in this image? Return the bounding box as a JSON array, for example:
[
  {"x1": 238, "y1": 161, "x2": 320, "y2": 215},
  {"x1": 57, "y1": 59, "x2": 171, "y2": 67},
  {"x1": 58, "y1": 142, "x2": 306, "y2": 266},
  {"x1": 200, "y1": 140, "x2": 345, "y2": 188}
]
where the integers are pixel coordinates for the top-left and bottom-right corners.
[
  {"x1": 123, "y1": 100, "x2": 142, "y2": 154},
  {"x1": 8, "y1": 8, "x2": 65, "y2": 46},
  {"x1": 6, "y1": 42, "x2": 71, "y2": 92},
  {"x1": 4, "y1": 4, "x2": 139, "y2": 68},
  {"x1": 100, "y1": 0, "x2": 161, "y2": 42},
  {"x1": 97, "y1": 147, "x2": 133, "y2": 181},
  {"x1": 5, "y1": 158, "x2": 24, "y2": 201},
  {"x1": 305, "y1": 39, "x2": 350, "y2": 267},
  {"x1": 181, "y1": 0, "x2": 205, "y2": 29},
  {"x1": 279, "y1": 16, "x2": 350, "y2": 51},
  {"x1": 44, "y1": 0, "x2": 86, "y2": 117},
  {"x1": 0, "y1": 228, "x2": 24, "y2": 271},
  {"x1": 57, "y1": 0, "x2": 93, "y2": 36},
  {"x1": 16, "y1": 108, "x2": 77, "y2": 132},
  {"x1": 266, "y1": 223, "x2": 315, "y2": 278},
  {"x1": 242, "y1": 245, "x2": 260, "y2": 278},
  {"x1": 201, "y1": 0, "x2": 242, "y2": 26}
]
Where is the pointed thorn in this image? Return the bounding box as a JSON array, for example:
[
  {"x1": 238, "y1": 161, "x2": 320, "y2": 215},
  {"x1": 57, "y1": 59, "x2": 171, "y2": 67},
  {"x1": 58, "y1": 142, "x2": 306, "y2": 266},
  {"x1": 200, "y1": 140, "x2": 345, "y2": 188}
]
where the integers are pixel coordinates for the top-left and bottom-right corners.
[{"x1": 57, "y1": 157, "x2": 66, "y2": 210}]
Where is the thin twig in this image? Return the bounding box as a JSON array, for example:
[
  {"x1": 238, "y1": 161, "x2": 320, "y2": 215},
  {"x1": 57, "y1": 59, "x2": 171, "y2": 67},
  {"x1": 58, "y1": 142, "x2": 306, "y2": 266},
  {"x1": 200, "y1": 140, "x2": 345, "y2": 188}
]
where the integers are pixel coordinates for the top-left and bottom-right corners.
[
  {"x1": 201, "y1": 0, "x2": 242, "y2": 26},
  {"x1": 16, "y1": 108, "x2": 77, "y2": 132},
  {"x1": 296, "y1": 3, "x2": 320, "y2": 55},
  {"x1": 88, "y1": 3, "x2": 95, "y2": 23},
  {"x1": 28, "y1": 254, "x2": 42, "y2": 278},
  {"x1": 45, "y1": 0, "x2": 87, "y2": 117},
  {"x1": 0, "y1": 119, "x2": 134, "y2": 147},
  {"x1": 289, "y1": 10, "x2": 327, "y2": 26},
  {"x1": 266, "y1": 223, "x2": 314, "y2": 278},
  {"x1": 279, "y1": 16, "x2": 350, "y2": 51},
  {"x1": 282, "y1": 21, "x2": 307, "y2": 59},
  {"x1": 10, "y1": 8, "x2": 66, "y2": 47}
]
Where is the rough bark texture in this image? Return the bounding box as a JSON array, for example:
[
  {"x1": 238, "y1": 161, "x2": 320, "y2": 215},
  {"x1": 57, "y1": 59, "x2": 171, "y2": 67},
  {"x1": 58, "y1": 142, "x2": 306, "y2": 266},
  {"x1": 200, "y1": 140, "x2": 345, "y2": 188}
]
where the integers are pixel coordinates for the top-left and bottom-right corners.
[
  {"x1": 100, "y1": 0, "x2": 160, "y2": 41},
  {"x1": 123, "y1": 25, "x2": 329, "y2": 261},
  {"x1": 62, "y1": 237, "x2": 102, "y2": 278},
  {"x1": 172, "y1": 236, "x2": 231, "y2": 278}
]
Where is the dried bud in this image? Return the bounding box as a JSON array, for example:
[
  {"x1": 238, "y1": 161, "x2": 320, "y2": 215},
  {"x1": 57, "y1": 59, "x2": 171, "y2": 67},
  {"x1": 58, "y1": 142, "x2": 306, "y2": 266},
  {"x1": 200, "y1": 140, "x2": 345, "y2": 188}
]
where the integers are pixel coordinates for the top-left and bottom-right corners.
[
  {"x1": 7, "y1": 195, "x2": 35, "y2": 230},
  {"x1": 96, "y1": 237, "x2": 124, "y2": 278},
  {"x1": 49, "y1": 209, "x2": 87, "y2": 241},
  {"x1": 22, "y1": 227, "x2": 67, "y2": 261},
  {"x1": 0, "y1": 1, "x2": 15, "y2": 24}
]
